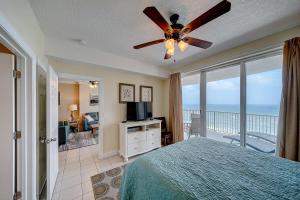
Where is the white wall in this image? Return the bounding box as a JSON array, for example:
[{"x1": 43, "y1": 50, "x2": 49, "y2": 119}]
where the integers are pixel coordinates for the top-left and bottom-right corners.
[
  {"x1": 0, "y1": 1, "x2": 47, "y2": 199},
  {"x1": 0, "y1": 0, "x2": 47, "y2": 66},
  {"x1": 46, "y1": 37, "x2": 169, "y2": 78},
  {"x1": 79, "y1": 83, "x2": 99, "y2": 116},
  {"x1": 50, "y1": 58, "x2": 168, "y2": 154}
]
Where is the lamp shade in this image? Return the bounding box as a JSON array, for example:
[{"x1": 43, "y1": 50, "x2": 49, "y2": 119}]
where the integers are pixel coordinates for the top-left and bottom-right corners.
[
  {"x1": 165, "y1": 39, "x2": 174, "y2": 50},
  {"x1": 178, "y1": 40, "x2": 188, "y2": 52},
  {"x1": 68, "y1": 104, "x2": 78, "y2": 111}
]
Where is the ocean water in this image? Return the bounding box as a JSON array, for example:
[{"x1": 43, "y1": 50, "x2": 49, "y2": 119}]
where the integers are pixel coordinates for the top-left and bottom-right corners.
[
  {"x1": 183, "y1": 104, "x2": 280, "y2": 116},
  {"x1": 183, "y1": 104, "x2": 280, "y2": 135}
]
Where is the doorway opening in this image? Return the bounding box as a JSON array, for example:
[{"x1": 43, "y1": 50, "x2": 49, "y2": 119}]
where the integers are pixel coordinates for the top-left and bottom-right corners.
[
  {"x1": 57, "y1": 74, "x2": 103, "y2": 154},
  {"x1": 36, "y1": 65, "x2": 47, "y2": 199}
]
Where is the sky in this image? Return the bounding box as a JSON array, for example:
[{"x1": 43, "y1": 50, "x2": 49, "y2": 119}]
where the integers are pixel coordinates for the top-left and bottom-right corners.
[{"x1": 182, "y1": 68, "x2": 282, "y2": 106}]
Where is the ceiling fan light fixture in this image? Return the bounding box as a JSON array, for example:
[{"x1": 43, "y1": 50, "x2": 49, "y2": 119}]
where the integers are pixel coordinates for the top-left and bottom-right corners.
[
  {"x1": 165, "y1": 39, "x2": 175, "y2": 50},
  {"x1": 89, "y1": 81, "x2": 99, "y2": 88},
  {"x1": 178, "y1": 40, "x2": 189, "y2": 52},
  {"x1": 134, "y1": 1, "x2": 231, "y2": 59},
  {"x1": 167, "y1": 47, "x2": 175, "y2": 56}
]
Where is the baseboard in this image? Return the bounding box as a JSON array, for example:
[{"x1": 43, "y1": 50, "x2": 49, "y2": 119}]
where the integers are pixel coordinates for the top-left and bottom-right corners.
[{"x1": 102, "y1": 150, "x2": 119, "y2": 159}]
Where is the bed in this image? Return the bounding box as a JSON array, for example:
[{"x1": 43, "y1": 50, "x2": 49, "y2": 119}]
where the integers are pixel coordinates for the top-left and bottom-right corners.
[{"x1": 120, "y1": 137, "x2": 300, "y2": 200}]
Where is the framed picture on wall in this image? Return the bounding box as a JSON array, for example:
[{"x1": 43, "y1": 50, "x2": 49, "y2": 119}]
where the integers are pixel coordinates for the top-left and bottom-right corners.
[
  {"x1": 90, "y1": 94, "x2": 99, "y2": 106},
  {"x1": 119, "y1": 83, "x2": 135, "y2": 103},
  {"x1": 140, "y1": 85, "x2": 153, "y2": 102}
]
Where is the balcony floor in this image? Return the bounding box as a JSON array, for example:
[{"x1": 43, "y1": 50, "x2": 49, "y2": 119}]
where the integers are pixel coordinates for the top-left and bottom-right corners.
[{"x1": 184, "y1": 130, "x2": 276, "y2": 154}]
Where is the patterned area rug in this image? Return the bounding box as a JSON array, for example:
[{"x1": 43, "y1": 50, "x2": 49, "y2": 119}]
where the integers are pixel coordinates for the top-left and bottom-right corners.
[
  {"x1": 91, "y1": 165, "x2": 126, "y2": 200},
  {"x1": 59, "y1": 131, "x2": 98, "y2": 152}
]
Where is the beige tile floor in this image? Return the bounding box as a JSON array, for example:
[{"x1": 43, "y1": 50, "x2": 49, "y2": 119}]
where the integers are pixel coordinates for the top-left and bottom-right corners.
[{"x1": 52, "y1": 144, "x2": 136, "y2": 200}]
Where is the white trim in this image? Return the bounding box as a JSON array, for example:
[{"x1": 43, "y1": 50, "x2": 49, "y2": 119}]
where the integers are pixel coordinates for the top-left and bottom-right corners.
[
  {"x1": 102, "y1": 151, "x2": 119, "y2": 159},
  {"x1": 0, "y1": 19, "x2": 36, "y2": 200},
  {"x1": 57, "y1": 72, "x2": 104, "y2": 159},
  {"x1": 182, "y1": 45, "x2": 283, "y2": 77}
]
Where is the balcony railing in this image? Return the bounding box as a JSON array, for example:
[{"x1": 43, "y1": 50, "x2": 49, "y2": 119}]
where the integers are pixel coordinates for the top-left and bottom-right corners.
[{"x1": 184, "y1": 109, "x2": 279, "y2": 136}]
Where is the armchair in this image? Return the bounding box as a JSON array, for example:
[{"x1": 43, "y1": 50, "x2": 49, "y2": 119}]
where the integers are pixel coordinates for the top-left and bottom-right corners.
[{"x1": 83, "y1": 112, "x2": 99, "y2": 131}]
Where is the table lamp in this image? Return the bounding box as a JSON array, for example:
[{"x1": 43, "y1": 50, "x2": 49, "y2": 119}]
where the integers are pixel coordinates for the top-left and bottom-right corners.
[{"x1": 68, "y1": 104, "x2": 78, "y2": 121}]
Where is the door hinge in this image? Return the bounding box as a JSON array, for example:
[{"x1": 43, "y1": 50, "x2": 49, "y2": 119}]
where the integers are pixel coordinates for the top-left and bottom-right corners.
[
  {"x1": 13, "y1": 131, "x2": 21, "y2": 140},
  {"x1": 13, "y1": 69, "x2": 21, "y2": 79},
  {"x1": 13, "y1": 191, "x2": 21, "y2": 200}
]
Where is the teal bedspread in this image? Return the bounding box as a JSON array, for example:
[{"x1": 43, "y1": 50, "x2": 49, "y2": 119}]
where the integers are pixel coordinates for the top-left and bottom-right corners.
[{"x1": 120, "y1": 138, "x2": 300, "y2": 200}]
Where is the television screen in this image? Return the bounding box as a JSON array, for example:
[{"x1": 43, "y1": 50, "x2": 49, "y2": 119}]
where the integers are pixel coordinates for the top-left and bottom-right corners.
[
  {"x1": 145, "y1": 102, "x2": 153, "y2": 119},
  {"x1": 126, "y1": 102, "x2": 152, "y2": 121},
  {"x1": 137, "y1": 102, "x2": 145, "y2": 120}
]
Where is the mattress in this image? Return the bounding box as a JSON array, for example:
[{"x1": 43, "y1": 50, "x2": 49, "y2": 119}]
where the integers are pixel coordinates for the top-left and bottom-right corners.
[{"x1": 120, "y1": 137, "x2": 300, "y2": 200}]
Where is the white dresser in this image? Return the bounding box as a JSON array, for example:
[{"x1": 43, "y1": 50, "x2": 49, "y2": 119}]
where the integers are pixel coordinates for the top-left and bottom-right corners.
[{"x1": 119, "y1": 120, "x2": 161, "y2": 162}]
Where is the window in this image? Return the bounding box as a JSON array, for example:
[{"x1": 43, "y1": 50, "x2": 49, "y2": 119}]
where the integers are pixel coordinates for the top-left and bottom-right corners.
[
  {"x1": 206, "y1": 65, "x2": 240, "y2": 144},
  {"x1": 181, "y1": 51, "x2": 283, "y2": 155},
  {"x1": 245, "y1": 55, "x2": 282, "y2": 154},
  {"x1": 182, "y1": 73, "x2": 200, "y2": 140}
]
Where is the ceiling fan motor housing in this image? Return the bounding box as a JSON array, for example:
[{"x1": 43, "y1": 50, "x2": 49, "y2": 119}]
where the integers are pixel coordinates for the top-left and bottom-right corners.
[{"x1": 166, "y1": 14, "x2": 184, "y2": 41}]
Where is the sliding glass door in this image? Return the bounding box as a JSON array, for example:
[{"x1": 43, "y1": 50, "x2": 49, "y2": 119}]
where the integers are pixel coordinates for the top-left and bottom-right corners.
[
  {"x1": 206, "y1": 65, "x2": 240, "y2": 144},
  {"x1": 245, "y1": 55, "x2": 283, "y2": 154},
  {"x1": 181, "y1": 52, "x2": 283, "y2": 155},
  {"x1": 182, "y1": 73, "x2": 200, "y2": 140}
]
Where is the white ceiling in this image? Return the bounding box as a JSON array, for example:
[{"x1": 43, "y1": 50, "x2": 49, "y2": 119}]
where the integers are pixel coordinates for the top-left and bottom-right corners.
[{"x1": 30, "y1": 0, "x2": 300, "y2": 71}]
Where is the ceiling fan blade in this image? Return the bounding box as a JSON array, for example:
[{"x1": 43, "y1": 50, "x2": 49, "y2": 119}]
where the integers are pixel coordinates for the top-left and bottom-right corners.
[
  {"x1": 164, "y1": 52, "x2": 171, "y2": 59},
  {"x1": 143, "y1": 7, "x2": 172, "y2": 33},
  {"x1": 182, "y1": 37, "x2": 212, "y2": 49},
  {"x1": 133, "y1": 39, "x2": 165, "y2": 49},
  {"x1": 182, "y1": 0, "x2": 231, "y2": 34}
]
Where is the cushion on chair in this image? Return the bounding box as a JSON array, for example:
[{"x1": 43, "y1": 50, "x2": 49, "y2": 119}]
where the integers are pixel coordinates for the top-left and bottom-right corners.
[
  {"x1": 86, "y1": 112, "x2": 99, "y2": 121},
  {"x1": 84, "y1": 115, "x2": 94, "y2": 122}
]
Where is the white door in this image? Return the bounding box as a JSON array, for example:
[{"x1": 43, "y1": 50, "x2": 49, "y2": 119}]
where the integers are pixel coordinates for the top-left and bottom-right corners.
[
  {"x1": 47, "y1": 65, "x2": 59, "y2": 200},
  {"x1": 0, "y1": 53, "x2": 15, "y2": 199}
]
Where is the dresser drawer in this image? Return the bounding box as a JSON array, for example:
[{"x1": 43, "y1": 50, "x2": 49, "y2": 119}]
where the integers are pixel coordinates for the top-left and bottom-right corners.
[
  {"x1": 147, "y1": 138, "x2": 161, "y2": 149},
  {"x1": 146, "y1": 129, "x2": 161, "y2": 141},
  {"x1": 127, "y1": 131, "x2": 146, "y2": 144},
  {"x1": 127, "y1": 141, "x2": 146, "y2": 156}
]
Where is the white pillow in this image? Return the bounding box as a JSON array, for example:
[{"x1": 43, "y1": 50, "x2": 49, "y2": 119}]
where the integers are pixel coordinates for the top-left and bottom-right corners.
[{"x1": 85, "y1": 115, "x2": 94, "y2": 122}]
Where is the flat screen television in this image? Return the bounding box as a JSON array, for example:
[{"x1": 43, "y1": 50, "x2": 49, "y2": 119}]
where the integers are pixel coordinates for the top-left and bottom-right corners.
[{"x1": 127, "y1": 102, "x2": 152, "y2": 121}]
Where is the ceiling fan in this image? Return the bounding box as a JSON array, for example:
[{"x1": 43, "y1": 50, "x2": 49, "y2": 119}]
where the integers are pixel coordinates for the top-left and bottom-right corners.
[{"x1": 133, "y1": 0, "x2": 231, "y2": 60}]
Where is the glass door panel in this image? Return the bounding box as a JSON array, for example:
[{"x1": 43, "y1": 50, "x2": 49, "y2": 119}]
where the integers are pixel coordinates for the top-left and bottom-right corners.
[
  {"x1": 246, "y1": 54, "x2": 282, "y2": 154},
  {"x1": 182, "y1": 73, "x2": 200, "y2": 140},
  {"x1": 206, "y1": 65, "x2": 240, "y2": 145}
]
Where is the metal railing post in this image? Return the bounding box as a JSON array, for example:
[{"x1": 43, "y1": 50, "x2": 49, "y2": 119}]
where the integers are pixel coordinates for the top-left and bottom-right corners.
[
  {"x1": 213, "y1": 112, "x2": 216, "y2": 131},
  {"x1": 183, "y1": 110, "x2": 278, "y2": 136}
]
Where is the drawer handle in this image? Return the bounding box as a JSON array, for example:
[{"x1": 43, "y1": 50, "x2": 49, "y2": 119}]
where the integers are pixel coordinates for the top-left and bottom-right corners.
[
  {"x1": 134, "y1": 147, "x2": 138, "y2": 150},
  {"x1": 134, "y1": 137, "x2": 137, "y2": 139}
]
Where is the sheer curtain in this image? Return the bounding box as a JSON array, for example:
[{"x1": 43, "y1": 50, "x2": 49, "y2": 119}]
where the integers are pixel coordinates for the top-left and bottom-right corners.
[
  {"x1": 277, "y1": 37, "x2": 300, "y2": 161},
  {"x1": 169, "y1": 73, "x2": 184, "y2": 143}
]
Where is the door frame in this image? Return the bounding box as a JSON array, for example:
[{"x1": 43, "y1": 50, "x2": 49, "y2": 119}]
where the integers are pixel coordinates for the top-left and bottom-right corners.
[
  {"x1": 57, "y1": 72, "x2": 104, "y2": 159},
  {"x1": 0, "y1": 23, "x2": 37, "y2": 199}
]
